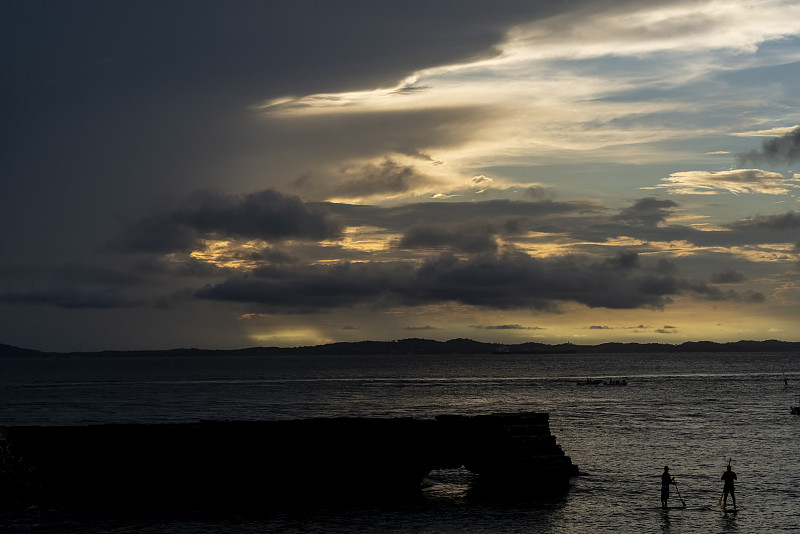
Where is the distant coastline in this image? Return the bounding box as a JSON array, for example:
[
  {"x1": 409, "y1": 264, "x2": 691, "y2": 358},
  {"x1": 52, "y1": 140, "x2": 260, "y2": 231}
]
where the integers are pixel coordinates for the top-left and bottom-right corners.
[{"x1": 1, "y1": 338, "x2": 799, "y2": 358}]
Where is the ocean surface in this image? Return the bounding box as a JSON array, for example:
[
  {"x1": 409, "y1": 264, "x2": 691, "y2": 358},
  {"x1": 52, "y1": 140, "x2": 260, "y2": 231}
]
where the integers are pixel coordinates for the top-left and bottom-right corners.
[{"x1": 1, "y1": 351, "x2": 798, "y2": 533}]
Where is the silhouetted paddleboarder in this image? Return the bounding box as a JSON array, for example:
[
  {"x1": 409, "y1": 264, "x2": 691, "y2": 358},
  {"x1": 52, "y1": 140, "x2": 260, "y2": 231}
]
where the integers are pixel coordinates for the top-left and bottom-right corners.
[
  {"x1": 721, "y1": 464, "x2": 737, "y2": 508},
  {"x1": 660, "y1": 466, "x2": 675, "y2": 509}
]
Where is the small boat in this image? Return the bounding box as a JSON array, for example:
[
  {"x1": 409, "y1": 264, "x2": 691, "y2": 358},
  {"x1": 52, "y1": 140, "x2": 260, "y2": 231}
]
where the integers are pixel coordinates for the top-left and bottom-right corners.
[
  {"x1": 604, "y1": 378, "x2": 627, "y2": 386},
  {"x1": 791, "y1": 395, "x2": 800, "y2": 416},
  {"x1": 577, "y1": 378, "x2": 602, "y2": 386}
]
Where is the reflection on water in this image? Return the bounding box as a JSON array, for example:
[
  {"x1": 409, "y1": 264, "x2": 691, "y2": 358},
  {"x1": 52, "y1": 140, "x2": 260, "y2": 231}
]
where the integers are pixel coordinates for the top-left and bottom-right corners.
[{"x1": 422, "y1": 468, "x2": 476, "y2": 500}]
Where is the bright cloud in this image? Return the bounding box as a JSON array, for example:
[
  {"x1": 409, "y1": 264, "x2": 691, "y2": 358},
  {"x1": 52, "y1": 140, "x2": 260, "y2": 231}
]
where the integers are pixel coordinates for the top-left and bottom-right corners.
[
  {"x1": 254, "y1": 0, "x2": 800, "y2": 187},
  {"x1": 506, "y1": 0, "x2": 800, "y2": 59},
  {"x1": 731, "y1": 125, "x2": 800, "y2": 137},
  {"x1": 654, "y1": 169, "x2": 800, "y2": 195}
]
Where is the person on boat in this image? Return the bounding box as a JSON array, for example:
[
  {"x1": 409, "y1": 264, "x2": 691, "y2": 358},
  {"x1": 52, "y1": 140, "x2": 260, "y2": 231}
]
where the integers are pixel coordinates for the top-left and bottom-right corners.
[
  {"x1": 660, "y1": 466, "x2": 674, "y2": 509},
  {"x1": 721, "y1": 465, "x2": 737, "y2": 508}
]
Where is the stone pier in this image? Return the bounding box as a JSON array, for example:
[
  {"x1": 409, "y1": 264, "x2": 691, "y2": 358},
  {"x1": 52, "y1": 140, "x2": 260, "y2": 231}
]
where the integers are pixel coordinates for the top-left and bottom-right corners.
[{"x1": 0, "y1": 412, "x2": 577, "y2": 511}]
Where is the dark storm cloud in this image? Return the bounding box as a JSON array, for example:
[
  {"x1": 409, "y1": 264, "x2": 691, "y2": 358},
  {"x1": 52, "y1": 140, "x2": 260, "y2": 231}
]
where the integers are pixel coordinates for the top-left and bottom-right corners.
[
  {"x1": 673, "y1": 210, "x2": 800, "y2": 249},
  {"x1": 614, "y1": 197, "x2": 678, "y2": 226},
  {"x1": 394, "y1": 218, "x2": 526, "y2": 254},
  {"x1": 396, "y1": 224, "x2": 498, "y2": 254},
  {"x1": 739, "y1": 291, "x2": 765, "y2": 303},
  {"x1": 679, "y1": 280, "x2": 764, "y2": 303},
  {"x1": 195, "y1": 251, "x2": 720, "y2": 313},
  {"x1": 112, "y1": 189, "x2": 342, "y2": 253},
  {"x1": 565, "y1": 200, "x2": 799, "y2": 250},
  {"x1": 55, "y1": 265, "x2": 143, "y2": 286},
  {"x1": 710, "y1": 270, "x2": 746, "y2": 284},
  {"x1": 132, "y1": 255, "x2": 246, "y2": 279},
  {"x1": 0, "y1": 289, "x2": 136, "y2": 309},
  {"x1": 330, "y1": 198, "x2": 598, "y2": 230},
  {"x1": 114, "y1": 190, "x2": 800, "y2": 267},
  {"x1": 332, "y1": 160, "x2": 426, "y2": 197},
  {"x1": 523, "y1": 186, "x2": 553, "y2": 201},
  {"x1": 109, "y1": 219, "x2": 200, "y2": 255},
  {"x1": 196, "y1": 261, "x2": 416, "y2": 313},
  {"x1": 0, "y1": 264, "x2": 142, "y2": 286},
  {"x1": 172, "y1": 189, "x2": 342, "y2": 240},
  {"x1": 346, "y1": 196, "x2": 686, "y2": 252},
  {"x1": 2, "y1": 1, "x2": 575, "y2": 109},
  {"x1": 53, "y1": 191, "x2": 786, "y2": 316},
  {"x1": 726, "y1": 211, "x2": 800, "y2": 232},
  {"x1": 1, "y1": 0, "x2": 574, "y2": 266},
  {"x1": 0, "y1": 262, "x2": 151, "y2": 311},
  {"x1": 737, "y1": 127, "x2": 800, "y2": 167}
]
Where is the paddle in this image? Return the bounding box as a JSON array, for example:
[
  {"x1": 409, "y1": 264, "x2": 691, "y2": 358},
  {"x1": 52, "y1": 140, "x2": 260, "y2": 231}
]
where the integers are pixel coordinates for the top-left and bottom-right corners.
[
  {"x1": 673, "y1": 478, "x2": 686, "y2": 507},
  {"x1": 719, "y1": 457, "x2": 731, "y2": 506}
]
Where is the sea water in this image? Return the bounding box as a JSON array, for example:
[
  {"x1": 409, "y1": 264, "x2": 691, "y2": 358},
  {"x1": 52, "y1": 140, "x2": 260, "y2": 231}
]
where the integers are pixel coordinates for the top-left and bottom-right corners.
[{"x1": 1, "y1": 351, "x2": 798, "y2": 533}]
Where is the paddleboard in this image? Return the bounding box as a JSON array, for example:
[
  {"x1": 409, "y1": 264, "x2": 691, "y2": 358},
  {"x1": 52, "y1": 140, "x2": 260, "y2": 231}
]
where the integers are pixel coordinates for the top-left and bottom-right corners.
[{"x1": 645, "y1": 505, "x2": 713, "y2": 512}]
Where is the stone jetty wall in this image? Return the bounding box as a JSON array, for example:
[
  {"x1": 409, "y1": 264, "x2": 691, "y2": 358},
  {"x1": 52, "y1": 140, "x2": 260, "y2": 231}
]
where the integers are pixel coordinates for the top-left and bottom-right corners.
[{"x1": 0, "y1": 412, "x2": 577, "y2": 511}]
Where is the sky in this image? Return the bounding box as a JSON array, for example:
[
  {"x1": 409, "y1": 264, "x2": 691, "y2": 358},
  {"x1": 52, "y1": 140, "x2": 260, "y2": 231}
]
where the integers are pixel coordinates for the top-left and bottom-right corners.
[{"x1": 2, "y1": 0, "x2": 800, "y2": 352}]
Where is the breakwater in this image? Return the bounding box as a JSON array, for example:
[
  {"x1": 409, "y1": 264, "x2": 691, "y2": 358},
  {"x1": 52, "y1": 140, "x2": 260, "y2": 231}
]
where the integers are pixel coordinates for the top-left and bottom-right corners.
[{"x1": 0, "y1": 412, "x2": 577, "y2": 511}]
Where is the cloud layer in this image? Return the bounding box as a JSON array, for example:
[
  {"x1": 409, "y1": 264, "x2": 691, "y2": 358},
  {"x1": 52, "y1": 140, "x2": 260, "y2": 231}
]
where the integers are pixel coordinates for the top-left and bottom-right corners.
[
  {"x1": 112, "y1": 189, "x2": 342, "y2": 254},
  {"x1": 4, "y1": 0, "x2": 800, "y2": 350},
  {"x1": 196, "y1": 251, "x2": 682, "y2": 312}
]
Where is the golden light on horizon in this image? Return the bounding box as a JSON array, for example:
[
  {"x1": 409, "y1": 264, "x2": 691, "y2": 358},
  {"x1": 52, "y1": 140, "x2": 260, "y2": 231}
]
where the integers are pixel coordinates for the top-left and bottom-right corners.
[{"x1": 248, "y1": 326, "x2": 333, "y2": 347}]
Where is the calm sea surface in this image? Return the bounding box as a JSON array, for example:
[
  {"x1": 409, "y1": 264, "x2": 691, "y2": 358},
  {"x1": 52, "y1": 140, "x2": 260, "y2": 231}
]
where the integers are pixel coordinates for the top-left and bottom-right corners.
[{"x1": 1, "y1": 351, "x2": 798, "y2": 533}]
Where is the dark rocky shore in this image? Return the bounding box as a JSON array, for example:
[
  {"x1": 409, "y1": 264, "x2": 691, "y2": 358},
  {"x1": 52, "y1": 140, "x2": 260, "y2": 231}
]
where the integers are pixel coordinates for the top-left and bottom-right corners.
[{"x1": 0, "y1": 412, "x2": 577, "y2": 512}]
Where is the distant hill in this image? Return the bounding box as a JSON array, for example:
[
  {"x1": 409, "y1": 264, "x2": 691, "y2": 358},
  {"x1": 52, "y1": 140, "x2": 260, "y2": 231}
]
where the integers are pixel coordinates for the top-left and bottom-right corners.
[
  {"x1": 1, "y1": 338, "x2": 799, "y2": 357},
  {"x1": 0, "y1": 343, "x2": 45, "y2": 357}
]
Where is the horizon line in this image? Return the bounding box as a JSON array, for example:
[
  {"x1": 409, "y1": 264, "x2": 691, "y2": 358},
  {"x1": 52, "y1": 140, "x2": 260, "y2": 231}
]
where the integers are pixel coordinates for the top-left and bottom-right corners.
[{"x1": 3, "y1": 337, "x2": 798, "y2": 356}]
